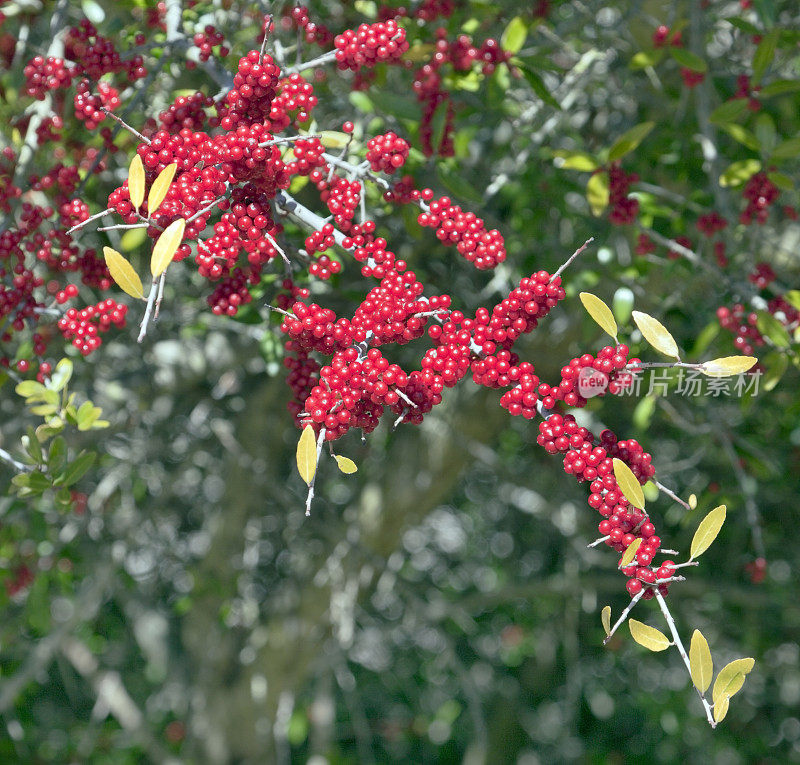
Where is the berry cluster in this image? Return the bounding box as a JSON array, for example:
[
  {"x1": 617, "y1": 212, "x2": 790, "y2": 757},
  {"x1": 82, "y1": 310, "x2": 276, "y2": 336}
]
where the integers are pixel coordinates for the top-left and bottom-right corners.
[
  {"x1": 417, "y1": 197, "x2": 506, "y2": 270},
  {"x1": 23, "y1": 56, "x2": 74, "y2": 99},
  {"x1": 158, "y1": 91, "x2": 215, "y2": 133},
  {"x1": 283, "y1": 5, "x2": 334, "y2": 48},
  {"x1": 221, "y1": 51, "x2": 282, "y2": 130},
  {"x1": 192, "y1": 25, "x2": 229, "y2": 62},
  {"x1": 740, "y1": 171, "x2": 779, "y2": 225},
  {"x1": 366, "y1": 132, "x2": 409, "y2": 174},
  {"x1": 333, "y1": 20, "x2": 409, "y2": 71},
  {"x1": 548, "y1": 344, "x2": 633, "y2": 408},
  {"x1": 734, "y1": 74, "x2": 761, "y2": 112},
  {"x1": 696, "y1": 211, "x2": 728, "y2": 237},
  {"x1": 57, "y1": 298, "x2": 128, "y2": 355},
  {"x1": 607, "y1": 164, "x2": 639, "y2": 225}
]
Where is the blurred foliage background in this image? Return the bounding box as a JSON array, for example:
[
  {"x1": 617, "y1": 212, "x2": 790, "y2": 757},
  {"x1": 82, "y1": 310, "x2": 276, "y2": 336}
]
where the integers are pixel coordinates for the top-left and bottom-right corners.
[{"x1": 1, "y1": 0, "x2": 800, "y2": 762}]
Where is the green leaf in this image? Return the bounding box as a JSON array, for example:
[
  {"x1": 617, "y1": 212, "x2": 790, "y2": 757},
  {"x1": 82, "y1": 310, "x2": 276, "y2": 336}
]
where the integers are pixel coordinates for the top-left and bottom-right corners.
[
  {"x1": 438, "y1": 166, "x2": 483, "y2": 204},
  {"x1": 784, "y1": 290, "x2": 800, "y2": 311},
  {"x1": 690, "y1": 504, "x2": 727, "y2": 559},
  {"x1": 348, "y1": 91, "x2": 373, "y2": 114},
  {"x1": 770, "y1": 136, "x2": 800, "y2": 160},
  {"x1": 579, "y1": 292, "x2": 618, "y2": 340},
  {"x1": 586, "y1": 171, "x2": 610, "y2": 216},
  {"x1": 763, "y1": 351, "x2": 788, "y2": 391},
  {"x1": 760, "y1": 79, "x2": 800, "y2": 97},
  {"x1": 553, "y1": 151, "x2": 598, "y2": 171},
  {"x1": 76, "y1": 402, "x2": 103, "y2": 431},
  {"x1": 689, "y1": 630, "x2": 714, "y2": 693},
  {"x1": 48, "y1": 436, "x2": 67, "y2": 475},
  {"x1": 608, "y1": 122, "x2": 655, "y2": 162},
  {"x1": 719, "y1": 123, "x2": 760, "y2": 151},
  {"x1": 46, "y1": 358, "x2": 73, "y2": 392},
  {"x1": 26, "y1": 470, "x2": 52, "y2": 494},
  {"x1": 752, "y1": 30, "x2": 779, "y2": 83},
  {"x1": 756, "y1": 310, "x2": 791, "y2": 348},
  {"x1": 369, "y1": 89, "x2": 419, "y2": 121},
  {"x1": 709, "y1": 99, "x2": 748, "y2": 125},
  {"x1": 714, "y1": 694, "x2": 730, "y2": 723},
  {"x1": 429, "y1": 99, "x2": 449, "y2": 155},
  {"x1": 500, "y1": 16, "x2": 527, "y2": 55},
  {"x1": 24, "y1": 427, "x2": 43, "y2": 463},
  {"x1": 669, "y1": 47, "x2": 707, "y2": 72},
  {"x1": 30, "y1": 404, "x2": 59, "y2": 416},
  {"x1": 15, "y1": 380, "x2": 47, "y2": 400},
  {"x1": 57, "y1": 451, "x2": 96, "y2": 488},
  {"x1": 632, "y1": 311, "x2": 681, "y2": 359},
  {"x1": 767, "y1": 171, "x2": 793, "y2": 191},
  {"x1": 629, "y1": 620, "x2": 671, "y2": 652},
  {"x1": 630, "y1": 50, "x2": 664, "y2": 69},
  {"x1": 719, "y1": 159, "x2": 761, "y2": 188},
  {"x1": 517, "y1": 64, "x2": 561, "y2": 109}
]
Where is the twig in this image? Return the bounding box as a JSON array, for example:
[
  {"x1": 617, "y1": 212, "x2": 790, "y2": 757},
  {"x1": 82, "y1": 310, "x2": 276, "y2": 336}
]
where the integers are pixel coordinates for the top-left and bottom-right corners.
[
  {"x1": 66, "y1": 209, "x2": 113, "y2": 236},
  {"x1": 137, "y1": 281, "x2": 159, "y2": 343},
  {"x1": 153, "y1": 273, "x2": 166, "y2": 320},
  {"x1": 655, "y1": 480, "x2": 691, "y2": 511},
  {"x1": 305, "y1": 426, "x2": 327, "y2": 516},
  {"x1": 282, "y1": 50, "x2": 338, "y2": 76},
  {"x1": 550, "y1": 237, "x2": 594, "y2": 282},
  {"x1": 99, "y1": 107, "x2": 151, "y2": 145},
  {"x1": 654, "y1": 591, "x2": 717, "y2": 727},
  {"x1": 603, "y1": 591, "x2": 643, "y2": 645},
  {"x1": 0, "y1": 446, "x2": 28, "y2": 473}
]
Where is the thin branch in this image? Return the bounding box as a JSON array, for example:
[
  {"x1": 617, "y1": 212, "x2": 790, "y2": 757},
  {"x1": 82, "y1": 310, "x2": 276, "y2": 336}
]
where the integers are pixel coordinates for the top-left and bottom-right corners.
[
  {"x1": 0, "y1": 446, "x2": 28, "y2": 473},
  {"x1": 305, "y1": 427, "x2": 327, "y2": 516},
  {"x1": 282, "y1": 50, "x2": 338, "y2": 76},
  {"x1": 655, "y1": 480, "x2": 691, "y2": 511},
  {"x1": 153, "y1": 273, "x2": 166, "y2": 320},
  {"x1": 550, "y1": 237, "x2": 594, "y2": 282},
  {"x1": 66, "y1": 209, "x2": 113, "y2": 236},
  {"x1": 99, "y1": 107, "x2": 151, "y2": 145},
  {"x1": 137, "y1": 281, "x2": 159, "y2": 343},
  {"x1": 603, "y1": 591, "x2": 643, "y2": 645}
]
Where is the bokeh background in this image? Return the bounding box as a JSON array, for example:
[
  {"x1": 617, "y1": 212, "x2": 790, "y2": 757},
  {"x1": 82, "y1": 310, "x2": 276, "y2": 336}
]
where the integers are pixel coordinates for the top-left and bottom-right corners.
[{"x1": 1, "y1": 0, "x2": 799, "y2": 762}]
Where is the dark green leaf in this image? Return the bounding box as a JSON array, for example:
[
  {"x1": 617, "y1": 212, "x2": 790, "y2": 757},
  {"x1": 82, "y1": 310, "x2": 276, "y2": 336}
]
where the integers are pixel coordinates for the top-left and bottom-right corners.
[
  {"x1": 709, "y1": 99, "x2": 748, "y2": 125},
  {"x1": 761, "y1": 79, "x2": 800, "y2": 97},
  {"x1": 48, "y1": 436, "x2": 67, "y2": 474},
  {"x1": 770, "y1": 137, "x2": 800, "y2": 160},
  {"x1": 669, "y1": 48, "x2": 707, "y2": 72},
  {"x1": 756, "y1": 310, "x2": 791, "y2": 348},
  {"x1": 57, "y1": 452, "x2": 96, "y2": 488},
  {"x1": 608, "y1": 122, "x2": 655, "y2": 162},
  {"x1": 752, "y1": 30, "x2": 779, "y2": 83},
  {"x1": 518, "y1": 64, "x2": 561, "y2": 110}
]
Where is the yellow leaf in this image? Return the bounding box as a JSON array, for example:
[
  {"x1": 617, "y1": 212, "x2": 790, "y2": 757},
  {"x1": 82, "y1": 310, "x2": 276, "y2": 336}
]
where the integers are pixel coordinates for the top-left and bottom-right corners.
[
  {"x1": 587, "y1": 171, "x2": 610, "y2": 216},
  {"x1": 613, "y1": 458, "x2": 645, "y2": 510},
  {"x1": 147, "y1": 162, "x2": 178, "y2": 215},
  {"x1": 296, "y1": 424, "x2": 317, "y2": 485},
  {"x1": 632, "y1": 310, "x2": 681, "y2": 360},
  {"x1": 701, "y1": 356, "x2": 758, "y2": 377},
  {"x1": 103, "y1": 246, "x2": 144, "y2": 300},
  {"x1": 690, "y1": 504, "x2": 726, "y2": 559},
  {"x1": 620, "y1": 537, "x2": 642, "y2": 568},
  {"x1": 128, "y1": 154, "x2": 145, "y2": 211},
  {"x1": 579, "y1": 292, "x2": 618, "y2": 340},
  {"x1": 712, "y1": 658, "x2": 754, "y2": 706},
  {"x1": 713, "y1": 694, "x2": 730, "y2": 723},
  {"x1": 150, "y1": 218, "x2": 186, "y2": 278},
  {"x1": 688, "y1": 493, "x2": 698, "y2": 510},
  {"x1": 629, "y1": 619, "x2": 671, "y2": 652},
  {"x1": 318, "y1": 130, "x2": 350, "y2": 149},
  {"x1": 601, "y1": 606, "x2": 611, "y2": 636},
  {"x1": 689, "y1": 629, "x2": 713, "y2": 693},
  {"x1": 334, "y1": 455, "x2": 358, "y2": 474}
]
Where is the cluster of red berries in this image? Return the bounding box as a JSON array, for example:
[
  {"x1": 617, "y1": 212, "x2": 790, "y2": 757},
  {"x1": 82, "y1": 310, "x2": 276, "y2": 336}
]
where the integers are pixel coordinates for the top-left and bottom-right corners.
[
  {"x1": 158, "y1": 91, "x2": 215, "y2": 133},
  {"x1": 65, "y1": 19, "x2": 146, "y2": 82},
  {"x1": 740, "y1": 171, "x2": 779, "y2": 225},
  {"x1": 288, "y1": 138, "x2": 327, "y2": 176},
  {"x1": 221, "y1": 51, "x2": 282, "y2": 130},
  {"x1": 634, "y1": 233, "x2": 656, "y2": 256},
  {"x1": 680, "y1": 68, "x2": 705, "y2": 88},
  {"x1": 548, "y1": 345, "x2": 633, "y2": 408},
  {"x1": 192, "y1": 25, "x2": 229, "y2": 62},
  {"x1": 652, "y1": 25, "x2": 683, "y2": 48},
  {"x1": 319, "y1": 175, "x2": 362, "y2": 232},
  {"x1": 748, "y1": 262, "x2": 776, "y2": 289},
  {"x1": 378, "y1": 0, "x2": 455, "y2": 22},
  {"x1": 57, "y1": 299, "x2": 128, "y2": 355},
  {"x1": 607, "y1": 164, "x2": 640, "y2": 225},
  {"x1": 36, "y1": 114, "x2": 64, "y2": 145},
  {"x1": 696, "y1": 211, "x2": 728, "y2": 237},
  {"x1": 283, "y1": 5, "x2": 334, "y2": 48},
  {"x1": 73, "y1": 81, "x2": 120, "y2": 129},
  {"x1": 269, "y1": 74, "x2": 318, "y2": 127},
  {"x1": 734, "y1": 74, "x2": 761, "y2": 112},
  {"x1": 333, "y1": 20, "x2": 409, "y2": 71},
  {"x1": 417, "y1": 197, "x2": 506, "y2": 270},
  {"x1": 366, "y1": 132, "x2": 410, "y2": 174},
  {"x1": 55, "y1": 283, "x2": 80, "y2": 304},
  {"x1": 23, "y1": 55, "x2": 74, "y2": 99},
  {"x1": 206, "y1": 267, "x2": 258, "y2": 316}
]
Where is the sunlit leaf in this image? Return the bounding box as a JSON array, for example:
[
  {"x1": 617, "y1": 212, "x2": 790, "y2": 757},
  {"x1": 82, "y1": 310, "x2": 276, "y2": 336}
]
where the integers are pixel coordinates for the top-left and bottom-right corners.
[
  {"x1": 770, "y1": 136, "x2": 800, "y2": 160},
  {"x1": 689, "y1": 630, "x2": 713, "y2": 693},
  {"x1": 579, "y1": 292, "x2": 618, "y2": 340},
  {"x1": 629, "y1": 619, "x2": 671, "y2": 652},
  {"x1": 608, "y1": 121, "x2": 655, "y2": 162},
  {"x1": 150, "y1": 219, "x2": 186, "y2": 278},
  {"x1": 755, "y1": 310, "x2": 791, "y2": 348},
  {"x1": 46, "y1": 358, "x2": 73, "y2": 392},
  {"x1": 719, "y1": 159, "x2": 761, "y2": 188},
  {"x1": 554, "y1": 150, "x2": 598, "y2": 171},
  {"x1": 601, "y1": 606, "x2": 611, "y2": 636},
  {"x1": 701, "y1": 356, "x2": 757, "y2": 377},
  {"x1": 632, "y1": 311, "x2": 680, "y2": 360},
  {"x1": 613, "y1": 458, "x2": 645, "y2": 510},
  {"x1": 690, "y1": 504, "x2": 726, "y2": 559},
  {"x1": 334, "y1": 455, "x2": 358, "y2": 474},
  {"x1": 500, "y1": 16, "x2": 527, "y2": 54},
  {"x1": 318, "y1": 131, "x2": 350, "y2": 149},
  {"x1": 620, "y1": 537, "x2": 643, "y2": 568},
  {"x1": 712, "y1": 657, "x2": 755, "y2": 706},
  {"x1": 296, "y1": 424, "x2": 317, "y2": 486},
  {"x1": 128, "y1": 153, "x2": 145, "y2": 211},
  {"x1": 103, "y1": 247, "x2": 145, "y2": 300},
  {"x1": 630, "y1": 50, "x2": 664, "y2": 69},
  {"x1": 586, "y1": 171, "x2": 609, "y2": 216},
  {"x1": 147, "y1": 162, "x2": 178, "y2": 215},
  {"x1": 688, "y1": 493, "x2": 698, "y2": 510}
]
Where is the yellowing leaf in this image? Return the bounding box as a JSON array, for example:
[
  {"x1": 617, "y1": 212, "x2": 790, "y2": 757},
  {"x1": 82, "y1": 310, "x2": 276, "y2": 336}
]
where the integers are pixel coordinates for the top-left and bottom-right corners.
[
  {"x1": 689, "y1": 630, "x2": 713, "y2": 693},
  {"x1": 103, "y1": 247, "x2": 144, "y2": 300},
  {"x1": 690, "y1": 504, "x2": 726, "y2": 560},
  {"x1": 296, "y1": 424, "x2": 317, "y2": 485},
  {"x1": 712, "y1": 658, "x2": 755, "y2": 706},
  {"x1": 128, "y1": 154, "x2": 145, "y2": 211},
  {"x1": 629, "y1": 619, "x2": 671, "y2": 652},
  {"x1": 714, "y1": 694, "x2": 730, "y2": 723},
  {"x1": 632, "y1": 310, "x2": 681, "y2": 360},
  {"x1": 688, "y1": 493, "x2": 698, "y2": 510},
  {"x1": 601, "y1": 606, "x2": 611, "y2": 636},
  {"x1": 150, "y1": 218, "x2": 186, "y2": 278},
  {"x1": 701, "y1": 356, "x2": 758, "y2": 377},
  {"x1": 613, "y1": 458, "x2": 645, "y2": 510},
  {"x1": 579, "y1": 292, "x2": 618, "y2": 340},
  {"x1": 620, "y1": 537, "x2": 643, "y2": 568},
  {"x1": 147, "y1": 162, "x2": 178, "y2": 215},
  {"x1": 587, "y1": 171, "x2": 610, "y2": 216},
  {"x1": 319, "y1": 131, "x2": 350, "y2": 149},
  {"x1": 334, "y1": 455, "x2": 358, "y2": 474}
]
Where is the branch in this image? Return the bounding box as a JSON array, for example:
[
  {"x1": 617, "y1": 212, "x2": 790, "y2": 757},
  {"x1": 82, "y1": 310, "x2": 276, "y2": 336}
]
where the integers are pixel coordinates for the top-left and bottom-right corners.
[
  {"x1": 305, "y1": 426, "x2": 327, "y2": 516},
  {"x1": 0, "y1": 446, "x2": 28, "y2": 473},
  {"x1": 282, "y1": 50, "x2": 338, "y2": 76},
  {"x1": 137, "y1": 281, "x2": 159, "y2": 343}
]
